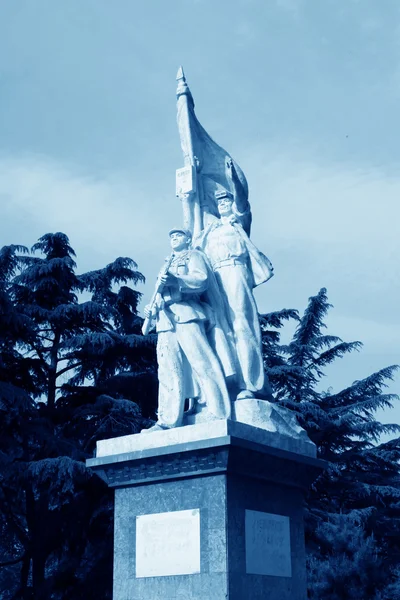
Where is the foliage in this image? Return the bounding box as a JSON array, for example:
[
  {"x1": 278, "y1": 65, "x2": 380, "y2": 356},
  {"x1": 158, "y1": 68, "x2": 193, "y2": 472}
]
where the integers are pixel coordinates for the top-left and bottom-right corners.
[
  {"x1": 261, "y1": 288, "x2": 400, "y2": 598},
  {"x1": 0, "y1": 234, "x2": 157, "y2": 599},
  {"x1": 307, "y1": 513, "x2": 385, "y2": 600},
  {"x1": 2, "y1": 233, "x2": 399, "y2": 599}
]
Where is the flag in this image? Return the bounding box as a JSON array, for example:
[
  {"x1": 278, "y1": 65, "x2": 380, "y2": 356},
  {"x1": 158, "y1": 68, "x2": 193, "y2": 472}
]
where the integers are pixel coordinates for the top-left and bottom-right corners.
[{"x1": 176, "y1": 67, "x2": 249, "y2": 228}]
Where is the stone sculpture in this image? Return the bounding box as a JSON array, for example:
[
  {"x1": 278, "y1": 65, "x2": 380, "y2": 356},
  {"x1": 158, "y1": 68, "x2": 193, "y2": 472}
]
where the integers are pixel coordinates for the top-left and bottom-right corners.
[
  {"x1": 176, "y1": 68, "x2": 273, "y2": 401},
  {"x1": 141, "y1": 68, "x2": 304, "y2": 437},
  {"x1": 176, "y1": 67, "x2": 250, "y2": 238},
  {"x1": 88, "y1": 69, "x2": 322, "y2": 600},
  {"x1": 194, "y1": 160, "x2": 273, "y2": 399},
  {"x1": 142, "y1": 228, "x2": 232, "y2": 432}
]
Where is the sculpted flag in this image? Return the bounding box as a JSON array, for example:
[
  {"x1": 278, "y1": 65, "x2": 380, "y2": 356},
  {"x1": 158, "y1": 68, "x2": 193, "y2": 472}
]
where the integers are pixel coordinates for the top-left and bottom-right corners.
[{"x1": 176, "y1": 67, "x2": 251, "y2": 234}]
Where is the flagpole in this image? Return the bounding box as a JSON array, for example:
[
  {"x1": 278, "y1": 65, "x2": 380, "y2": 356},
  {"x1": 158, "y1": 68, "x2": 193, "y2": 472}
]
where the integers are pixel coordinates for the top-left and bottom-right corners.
[{"x1": 176, "y1": 67, "x2": 203, "y2": 238}]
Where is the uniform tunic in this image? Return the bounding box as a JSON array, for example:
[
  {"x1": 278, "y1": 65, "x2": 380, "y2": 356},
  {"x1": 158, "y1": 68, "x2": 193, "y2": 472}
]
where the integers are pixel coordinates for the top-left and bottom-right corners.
[
  {"x1": 154, "y1": 249, "x2": 231, "y2": 427},
  {"x1": 203, "y1": 220, "x2": 266, "y2": 393}
]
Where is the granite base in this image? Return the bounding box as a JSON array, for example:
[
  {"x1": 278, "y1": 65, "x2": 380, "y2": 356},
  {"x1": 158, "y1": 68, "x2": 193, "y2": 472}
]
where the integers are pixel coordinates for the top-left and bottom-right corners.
[{"x1": 87, "y1": 421, "x2": 324, "y2": 600}]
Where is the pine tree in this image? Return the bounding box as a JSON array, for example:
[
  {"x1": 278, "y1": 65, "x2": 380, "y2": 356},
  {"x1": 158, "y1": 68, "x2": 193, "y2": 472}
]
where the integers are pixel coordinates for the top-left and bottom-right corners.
[
  {"x1": 0, "y1": 234, "x2": 157, "y2": 599},
  {"x1": 307, "y1": 513, "x2": 385, "y2": 600},
  {"x1": 261, "y1": 288, "x2": 400, "y2": 597},
  {"x1": 0, "y1": 244, "x2": 41, "y2": 597}
]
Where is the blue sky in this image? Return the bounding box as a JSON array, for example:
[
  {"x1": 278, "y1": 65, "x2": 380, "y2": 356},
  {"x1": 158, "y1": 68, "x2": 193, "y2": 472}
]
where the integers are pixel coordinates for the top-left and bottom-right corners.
[{"x1": 1, "y1": 0, "x2": 399, "y2": 428}]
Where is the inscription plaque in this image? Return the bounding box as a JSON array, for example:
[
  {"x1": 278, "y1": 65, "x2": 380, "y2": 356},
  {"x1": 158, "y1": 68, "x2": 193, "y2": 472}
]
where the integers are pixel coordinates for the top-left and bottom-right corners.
[
  {"x1": 176, "y1": 165, "x2": 196, "y2": 196},
  {"x1": 136, "y1": 508, "x2": 201, "y2": 578},
  {"x1": 245, "y1": 510, "x2": 292, "y2": 577}
]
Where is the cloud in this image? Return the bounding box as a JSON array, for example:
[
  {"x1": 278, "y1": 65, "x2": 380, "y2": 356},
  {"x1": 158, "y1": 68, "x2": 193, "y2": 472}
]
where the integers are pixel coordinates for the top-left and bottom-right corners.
[
  {"x1": 1, "y1": 149, "x2": 399, "y2": 335},
  {"x1": 234, "y1": 21, "x2": 256, "y2": 45},
  {"x1": 241, "y1": 146, "x2": 400, "y2": 325},
  {"x1": 275, "y1": 0, "x2": 302, "y2": 16},
  {"x1": 0, "y1": 154, "x2": 182, "y2": 285},
  {"x1": 247, "y1": 149, "x2": 398, "y2": 248},
  {"x1": 245, "y1": 146, "x2": 399, "y2": 423},
  {"x1": 1, "y1": 151, "x2": 398, "y2": 428},
  {"x1": 327, "y1": 314, "x2": 400, "y2": 354}
]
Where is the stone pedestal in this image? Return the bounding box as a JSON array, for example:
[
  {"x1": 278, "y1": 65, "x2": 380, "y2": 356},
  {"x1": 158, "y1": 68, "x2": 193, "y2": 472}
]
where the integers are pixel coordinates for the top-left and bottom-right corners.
[{"x1": 86, "y1": 420, "x2": 324, "y2": 600}]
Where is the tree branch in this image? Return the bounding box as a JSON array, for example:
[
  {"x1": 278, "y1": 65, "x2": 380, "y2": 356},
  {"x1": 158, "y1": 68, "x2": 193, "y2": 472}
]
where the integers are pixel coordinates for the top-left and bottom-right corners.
[
  {"x1": 0, "y1": 553, "x2": 27, "y2": 567},
  {"x1": 25, "y1": 342, "x2": 49, "y2": 370},
  {"x1": 37, "y1": 335, "x2": 54, "y2": 343},
  {"x1": 56, "y1": 362, "x2": 83, "y2": 378}
]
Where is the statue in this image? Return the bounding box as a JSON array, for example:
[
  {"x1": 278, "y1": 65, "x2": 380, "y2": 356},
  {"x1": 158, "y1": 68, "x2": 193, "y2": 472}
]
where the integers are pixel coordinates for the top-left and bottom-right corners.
[
  {"x1": 142, "y1": 228, "x2": 232, "y2": 432},
  {"x1": 137, "y1": 68, "x2": 312, "y2": 440},
  {"x1": 176, "y1": 67, "x2": 250, "y2": 239},
  {"x1": 176, "y1": 68, "x2": 273, "y2": 401},
  {"x1": 193, "y1": 162, "x2": 273, "y2": 399}
]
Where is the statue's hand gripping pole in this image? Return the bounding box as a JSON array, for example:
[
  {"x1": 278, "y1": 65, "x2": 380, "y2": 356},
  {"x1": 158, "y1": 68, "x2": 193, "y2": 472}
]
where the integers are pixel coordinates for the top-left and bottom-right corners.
[{"x1": 141, "y1": 253, "x2": 175, "y2": 335}]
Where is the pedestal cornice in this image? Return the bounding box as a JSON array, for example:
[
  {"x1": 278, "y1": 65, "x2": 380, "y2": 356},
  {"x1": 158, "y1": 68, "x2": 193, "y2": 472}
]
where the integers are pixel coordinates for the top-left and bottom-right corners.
[{"x1": 86, "y1": 421, "x2": 324, "y2": 491}]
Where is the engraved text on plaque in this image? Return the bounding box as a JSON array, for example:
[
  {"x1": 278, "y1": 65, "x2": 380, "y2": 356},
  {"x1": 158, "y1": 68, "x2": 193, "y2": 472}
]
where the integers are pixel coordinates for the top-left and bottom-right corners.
[
  {"x1": 136, "y1": 508, "x2": 201, "y2": 578},
  {"x1": 245, "y1": 510, "x2": 292, "y2": 577}
]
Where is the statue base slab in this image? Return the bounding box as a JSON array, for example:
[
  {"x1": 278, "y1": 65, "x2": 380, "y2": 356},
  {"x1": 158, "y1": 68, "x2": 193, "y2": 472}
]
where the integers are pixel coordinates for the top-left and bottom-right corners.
[
  {"x1": 94, "y1": 418, "x2": 315, "y2": 459},
  {"x1": 183, "y1": 398, "x2": 308, "y2": 440},
  {"x1": 87, "y1": 421, "x2": 324, "y2": 600}
]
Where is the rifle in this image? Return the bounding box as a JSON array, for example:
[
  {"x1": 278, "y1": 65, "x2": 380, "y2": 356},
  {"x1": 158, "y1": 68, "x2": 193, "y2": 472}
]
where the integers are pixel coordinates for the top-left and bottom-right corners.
[{"x1": 141, "y1": 253, "x2": 175, "y2": 335}]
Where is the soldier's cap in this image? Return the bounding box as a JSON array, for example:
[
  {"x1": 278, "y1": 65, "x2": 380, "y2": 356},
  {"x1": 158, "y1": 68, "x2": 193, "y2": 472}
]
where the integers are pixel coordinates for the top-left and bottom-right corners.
[
  {"x1": 215, "y1": 189, "x2": 233, "y2": 201},
  {"x1": 168, "y1": 227, "x2": 192, "y2": 239}
]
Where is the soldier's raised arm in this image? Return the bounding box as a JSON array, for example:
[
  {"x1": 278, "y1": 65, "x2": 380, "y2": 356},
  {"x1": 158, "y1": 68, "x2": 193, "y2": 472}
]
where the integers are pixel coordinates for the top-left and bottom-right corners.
[{"x1": 226, "y1": 158, "x2": 252, "y2": 235}]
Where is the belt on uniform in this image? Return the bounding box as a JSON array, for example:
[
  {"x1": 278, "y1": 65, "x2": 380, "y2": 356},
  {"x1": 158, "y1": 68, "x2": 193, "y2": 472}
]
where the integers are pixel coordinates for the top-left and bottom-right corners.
[{"x1": 212, "y1": 257, "x2": 246, "y2": 270}]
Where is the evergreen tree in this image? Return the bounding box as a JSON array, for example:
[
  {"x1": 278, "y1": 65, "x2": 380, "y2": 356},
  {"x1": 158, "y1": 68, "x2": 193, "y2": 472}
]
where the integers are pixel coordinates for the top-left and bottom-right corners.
[
  {"x1": 307, "y1": 513, "x2": 385, "y2": 600},
  {"x1": 0, "y1": 234, "x2": 156, "y2": 599},
  {"x1": 261, "y1": 288, "x2": 400, "y2": 598},
  {"x1": 0, "y1": 244, "x2": 41, "y2": 597},
  {"x1": 3, "y1": 236, "x2": 399, "y2": 599}
]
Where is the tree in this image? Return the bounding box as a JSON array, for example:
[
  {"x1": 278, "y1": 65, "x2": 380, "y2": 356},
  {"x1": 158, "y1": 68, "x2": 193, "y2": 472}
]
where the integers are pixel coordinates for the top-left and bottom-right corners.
[
  {"x1": 261, "y1": 288, "x2": 400, "y2": 598},
  {"x1": 307, "y1": 513, "x2": 385, "y2": 600},
  {"x1": 0, "y1": 234, "x2": 157, "y2": 599},
  {"x1": 3, "y1": 238, "x2": 399, "y2": 599},
  {"x1": 0, "y1": 244, "x2": 41, "y2": 597}
]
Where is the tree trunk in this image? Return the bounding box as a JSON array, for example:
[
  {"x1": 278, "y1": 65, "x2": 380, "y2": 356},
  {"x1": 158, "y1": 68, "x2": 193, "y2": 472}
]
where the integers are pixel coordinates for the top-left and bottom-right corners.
[
  {"x1": 25, "y1": 484, "x2": 48, "y2": 600},
  {"x1": 19, "y1": 553, "x2": 31, "y2": 599},
  {"x1": 47, "y1": 331, "x2": 60, "y2": 410},
  {"x1": 32, "y1": 554, "x2": 46, "y2": 600}
]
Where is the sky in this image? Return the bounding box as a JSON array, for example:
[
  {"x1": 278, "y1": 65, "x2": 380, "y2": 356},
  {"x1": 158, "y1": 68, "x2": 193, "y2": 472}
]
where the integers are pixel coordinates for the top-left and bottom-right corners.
[{"x1": 0, "y1": 0, "x2": 399, "y2": 430}]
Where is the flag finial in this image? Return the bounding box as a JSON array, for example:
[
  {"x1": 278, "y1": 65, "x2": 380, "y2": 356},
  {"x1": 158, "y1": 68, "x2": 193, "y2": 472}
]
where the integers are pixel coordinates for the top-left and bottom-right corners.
[
  {"x1": 176, "y1": 66, "x2": 193, "y2": 103},
  {"x1": 176, "y1": 66, "x2": 186, "y2": 82}
]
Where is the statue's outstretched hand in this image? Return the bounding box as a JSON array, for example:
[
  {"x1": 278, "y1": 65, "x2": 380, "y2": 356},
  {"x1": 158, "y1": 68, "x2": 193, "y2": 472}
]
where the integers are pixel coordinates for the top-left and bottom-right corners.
[{"x1": 226, "y1": 157, "x2": 238, "y2": 181}]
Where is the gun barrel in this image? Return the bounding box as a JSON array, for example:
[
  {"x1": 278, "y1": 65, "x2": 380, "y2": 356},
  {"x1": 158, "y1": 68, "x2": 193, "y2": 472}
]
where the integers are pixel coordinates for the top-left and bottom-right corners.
[{"x1": 141, "y1": 254, "x2": 175, "y2": 336}]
